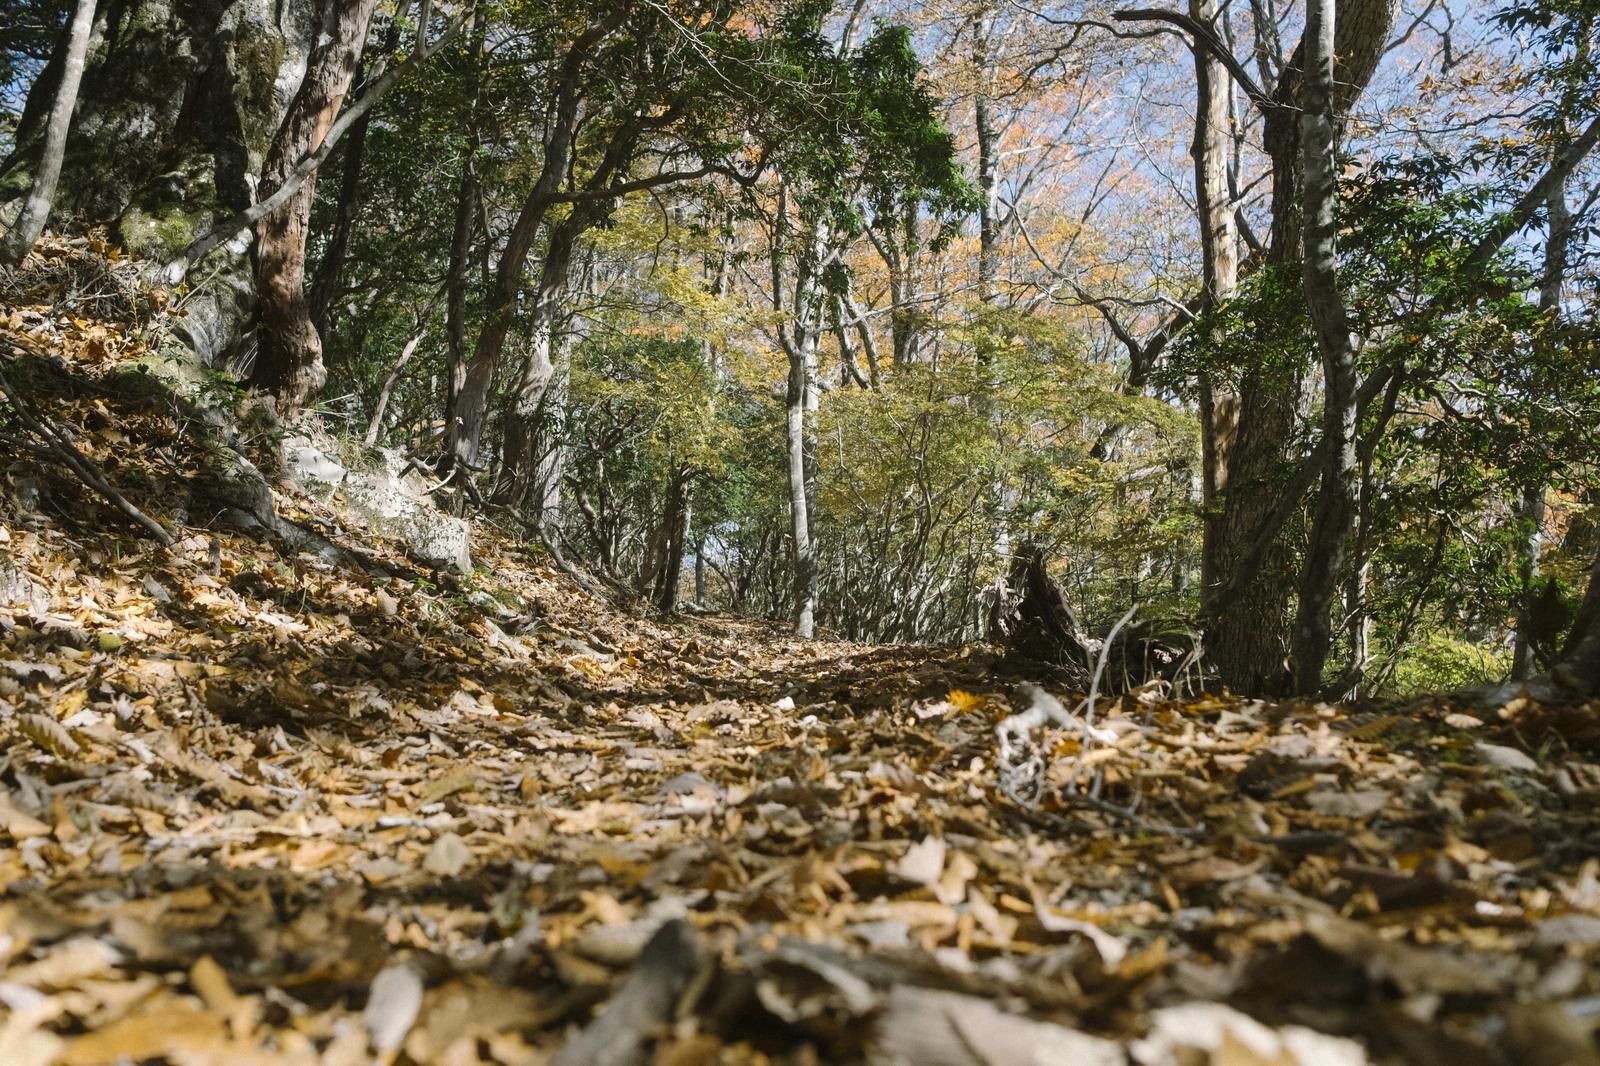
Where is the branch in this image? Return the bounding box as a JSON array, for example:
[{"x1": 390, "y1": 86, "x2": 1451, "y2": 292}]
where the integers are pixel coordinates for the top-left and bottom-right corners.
[
  {"x1": 1112, "y1": 8, "x2": 1279, "y2": 114},
  {"x1": 548, "y1": 150, "x2": 769, "y2": 204},
  {"x1": 1459, "y1": 110, "x2": 1600, "y2": 279}
]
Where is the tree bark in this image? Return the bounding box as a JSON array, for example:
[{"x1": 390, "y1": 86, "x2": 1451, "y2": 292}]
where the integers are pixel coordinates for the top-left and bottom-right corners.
[
  {"x1": 495, "y1": 213, "x2": 586, "y2": 512},
  {"x1": 1205, "y1": 0, "x2": 1399, "y2": 696},
  {"x1": 444, "y1": 12, "x2": 625, "y2": 472},
  {"x1": 0, "y1": 0, "x2": 95, "y2": 267},
  {"x1": 1290, "y1": 0, "x2": 1360, "y2": 695},
  {"x1": 247, "y1": 0, "x2": 380, "y2": 408},
  {"x1": 1189, "y1": 0, "x2": 1240, "y2": 601},
  {"x1": 654, "y1": 466, "x2": 691, "y2": 612},
  {"x1": 306, "y1": 104, "x2": 370, "y2": 338},
  {"x1": 974, "y1": 2, "x2": 1000, "y2": 309},
  {"x1": 783, "y1": 215, "x2": 826, "y2": 639},
  {"x1": 444, "y1": 148, "x2": 480, "y2": 426},
  {"x1": 1555, "y1": 540, "x2": 1600, "y2": 693},
  {"x1": 1513, "y1": 175, "x2": 1572, "y2": 678}
]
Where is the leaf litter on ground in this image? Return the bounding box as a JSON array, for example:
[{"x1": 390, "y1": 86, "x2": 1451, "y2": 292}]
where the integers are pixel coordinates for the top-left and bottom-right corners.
[{"x1": 3, "y1": 249, "x2": 1600, "y2": 1064}]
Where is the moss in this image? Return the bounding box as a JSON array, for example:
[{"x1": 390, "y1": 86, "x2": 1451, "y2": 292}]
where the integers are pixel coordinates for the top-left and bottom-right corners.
[
  {"x1": 118, "y1": 204, "x2": 202, "y2": 259},
  {"x1": 116, "y1": 156, "x2": 224, "y2": 259},
  {"x1": 230, "y1": 25, "x2": 287, "y2": 159}
]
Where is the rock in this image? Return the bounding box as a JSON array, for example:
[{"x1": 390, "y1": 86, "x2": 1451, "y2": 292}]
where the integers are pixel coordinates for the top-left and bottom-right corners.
[
  {"x1": 281, "y1": 435, "x2": 347, "y2": 494},
  {"x1": 278, "y1": 437, "x2": 471, "y2": 571},
  {"x1": 339, "y1": 450, "x2": 471, "y2": 572},
  {"x1": 1534, "y1": 914, "x2": 1600, "y2": 947}
]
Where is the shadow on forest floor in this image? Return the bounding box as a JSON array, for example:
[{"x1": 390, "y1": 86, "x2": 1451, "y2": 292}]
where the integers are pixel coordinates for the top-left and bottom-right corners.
[{"x1": 4, "y1": 342, "x2": 1600, "y2": 1065}]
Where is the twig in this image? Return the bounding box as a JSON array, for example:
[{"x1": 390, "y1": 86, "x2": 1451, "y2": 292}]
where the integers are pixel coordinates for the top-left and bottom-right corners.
[
  {"x1": 1081, "y1": 603, "x2": 1138, "y2": 734},
  {"x1": 0, "y1": 343, "x2": 174, "y2": 546}
]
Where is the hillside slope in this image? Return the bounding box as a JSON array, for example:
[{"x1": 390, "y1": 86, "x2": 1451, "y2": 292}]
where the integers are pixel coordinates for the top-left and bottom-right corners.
[{"x1": 3, "y1": 249, "x2": 1600, "y2": 1065}]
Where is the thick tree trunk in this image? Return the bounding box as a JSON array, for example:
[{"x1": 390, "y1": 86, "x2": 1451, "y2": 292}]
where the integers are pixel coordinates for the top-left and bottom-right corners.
[
  {"x1": 497, "y1": 215, "x2": 585, "y2": 512},
  {"x1": 0, "y1": 0, "x2": 95, "y2": 267},
  {"x1": 516, "y1": 339, "x2": 570, "y2": 526},
  {"x1": 248, "y1": 0, "x2": 379, "y2": 408},
  {"x1": 1204, "y1": 0, "x2": 1399, "y2": 696},
  {"x1": 1291, "y1": 0, "x2": 1360, "y2": 695}
]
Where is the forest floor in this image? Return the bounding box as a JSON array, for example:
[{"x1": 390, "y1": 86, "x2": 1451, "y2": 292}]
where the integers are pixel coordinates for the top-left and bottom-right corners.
[{"x1": 4, "y1": 252, "x2": 1600, "y2": 1065}]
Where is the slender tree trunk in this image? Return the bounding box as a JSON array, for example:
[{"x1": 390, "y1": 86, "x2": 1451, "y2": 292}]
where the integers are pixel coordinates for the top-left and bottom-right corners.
[
  {"x1": 786, "y1": 339, "x2": 819, "y2": 637},
  {"x1": 0, "y1": 0, "x2": 94, "y2": 267},
  {"x1": 440, "y1": 8, "x2": 489, "y2": 430},
  {"x1": 248, "y1": 0, "x2": 380, "y2": 408},
  {"x1": 365, "y1": 286, "x2": 445, "y2": 444},
  {"x1": 306, "y1": 108, "x2": 370, "y2": 337},
  {"x1": 694, "y1": 531, "x2": 708, "y2": 608},
  {"x1": 655, "y1": 467, "x2": 691, "y2": 612},
  {"x1": 1190, "y1": 0, "x2": 1240, "y2": 601},
  {"x1": 974, "y1": 3, "x2": 1000, "y2": 310},
  {"x1": 1514, "y1": 176, "x2": 1572, "y2": 678},
  {"x1": 785, "y1": 221, "x2": 825, "y2": 639},
  {"x1": 1291, "y1": 0, "x2": 1360, "y2": 696},
  {"x1": 306, "y1": 8, "x2": 420, "y2": 338},
  {"x1": 444, "y1": 152, "x2": 479, "y2": 421}
]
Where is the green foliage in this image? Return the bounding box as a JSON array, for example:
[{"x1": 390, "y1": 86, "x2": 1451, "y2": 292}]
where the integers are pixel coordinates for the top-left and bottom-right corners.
[{"x1": 1385, "y1": 633, "x2": 1514, "y2": 695}]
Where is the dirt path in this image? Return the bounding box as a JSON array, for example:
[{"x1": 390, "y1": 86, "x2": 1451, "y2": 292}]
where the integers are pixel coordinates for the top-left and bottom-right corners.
[{"x1": 3, "y1": 344, "x2": 1600, "y2": 1064}]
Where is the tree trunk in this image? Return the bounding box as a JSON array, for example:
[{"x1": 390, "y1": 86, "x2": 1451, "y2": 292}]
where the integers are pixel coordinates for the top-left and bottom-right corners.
[
  {"x1": 654, "y1": 467, "x2": 691, "y2": 612},
  {"x1": 1205, "y1": 0, "x2": 1399, "y2": 696},
  {"x1": 497, "y1": 215, "x2": 585, "y2": 512},
  {"x1": 247, "y1": 0, "x2": 379, "y2": 409},
  {"x1": 1289, "y1": 0, "x2": 1360, "y2": 695},
  {"x1": 973, "y1": 2, "x2": 1000, "y2": 309},
  {"x1": 1555, "y1": 548, "x2": 1600, "y2": 695},
  {"x1": 364, "y1": 286, "x2": 445, "y2": 445},
  {"x1": 786, "y1": 327, "x2": 820, "y2": 638},
  {"x1": 444, "y1": 14, "x2": 624, "y2": 472},
  {"x1": 1190, "y1": 0, "x2": 1240, "y2": 600},
  {"x1": 694, "y1": 531, "x2": 708, "y2": 608},
  {"x1": 0, "y1": 0, "x2": 95, "y2": 267},
  {"x1": 1514, "y1": 175, "x2": 1572, "y2": 678},
  {"x1": 306, "y1": 105, "x2": 370, "y2": 338},
  {"x1": 306, "y1": 8, "x2": 419, "y2": 339},
  {"x1": 444, "y1": 154, "x2": 480, "y2": 424}
]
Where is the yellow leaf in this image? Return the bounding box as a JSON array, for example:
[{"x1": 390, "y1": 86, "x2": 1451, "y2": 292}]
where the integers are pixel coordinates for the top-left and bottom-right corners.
[{"x1": 947, "y1": 689, "x2": 987, "y2": 713}]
